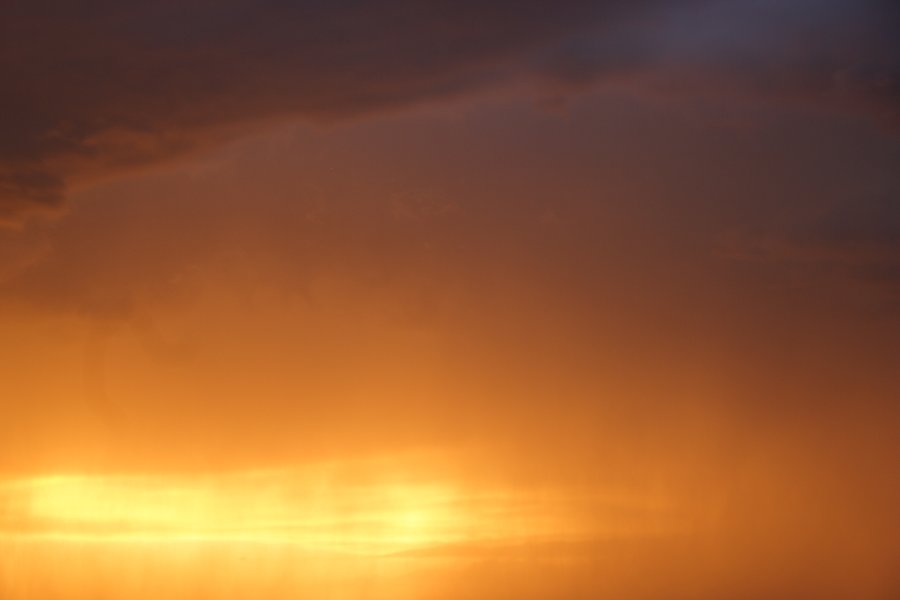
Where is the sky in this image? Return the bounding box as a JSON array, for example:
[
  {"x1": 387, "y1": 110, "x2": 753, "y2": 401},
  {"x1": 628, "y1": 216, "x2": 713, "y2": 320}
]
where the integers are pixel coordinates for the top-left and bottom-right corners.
[{"x1": 0, "y1": 1, "x2": 898, "y2": 599}]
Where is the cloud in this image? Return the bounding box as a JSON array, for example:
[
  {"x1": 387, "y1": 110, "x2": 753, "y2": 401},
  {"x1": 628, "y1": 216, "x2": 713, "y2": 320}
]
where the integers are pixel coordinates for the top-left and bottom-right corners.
[
  {"x1": 0, "y1": 166, "x2": 66, "y2": 223},
  {"x1": 719, "y1": 191, "x2": 900, "y2": 309},
  {"x1": 536, "y1": 0, "x2": 899, "y2": 123},
  {"x1": 2, "y1": 1, "x2": 897, "y2": 225},
  {"x1": 0, "y1": 0, "x2": 670, "y2": 225}
]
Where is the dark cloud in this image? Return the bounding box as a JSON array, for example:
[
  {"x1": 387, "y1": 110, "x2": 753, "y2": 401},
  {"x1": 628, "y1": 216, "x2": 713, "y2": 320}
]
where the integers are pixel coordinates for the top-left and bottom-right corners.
[
  {"x1": 0, "y1": 166, "x2": 66, "y2": 222},
  {"x1": 2, "y1": 0, "x2": 897, "y2": 225},
  {"x1": 719, "y1": 191, "x2": 900, "y2": 310},
  {"x1": 537, "y1": 0, "x2": 899, "y2": 123},
  {"x1": 0, "y1": 0, "x2": 666, "y2": 225}
]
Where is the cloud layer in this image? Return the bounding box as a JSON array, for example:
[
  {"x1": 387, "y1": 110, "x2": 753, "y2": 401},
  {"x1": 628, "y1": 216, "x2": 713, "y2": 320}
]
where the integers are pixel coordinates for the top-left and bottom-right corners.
[
  {"x1": 2, "y1": 0, "x2": 897, "y2": 224},
  {"x1": 0, "y1": 0, "x2": 654, "y2": 223}
]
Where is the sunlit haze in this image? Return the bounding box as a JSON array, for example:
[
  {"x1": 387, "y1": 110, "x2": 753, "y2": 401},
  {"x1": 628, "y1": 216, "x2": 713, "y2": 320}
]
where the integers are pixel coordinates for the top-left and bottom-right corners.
[{"x1": 1, "y1": 1, "x2": 898, "y2": 598}]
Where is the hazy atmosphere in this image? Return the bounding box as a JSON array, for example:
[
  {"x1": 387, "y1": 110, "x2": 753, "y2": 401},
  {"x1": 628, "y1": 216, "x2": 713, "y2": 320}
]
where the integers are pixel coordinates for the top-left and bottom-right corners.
[{"x1": 1, "y1": 1, "x2": 898, "y2": 598}]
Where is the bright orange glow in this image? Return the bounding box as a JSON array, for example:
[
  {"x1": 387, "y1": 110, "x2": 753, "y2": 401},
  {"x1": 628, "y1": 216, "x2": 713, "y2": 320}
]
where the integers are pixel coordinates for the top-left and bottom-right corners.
[
  {"x1": 4, "y1": 475, "x2": 466, "y2": 553},
  {"x1": 0, "y1": 455, "x2": 668, "y2": 556},
  {"x1": 0, "y1": 455, "x2": 691, "y2": 599}
]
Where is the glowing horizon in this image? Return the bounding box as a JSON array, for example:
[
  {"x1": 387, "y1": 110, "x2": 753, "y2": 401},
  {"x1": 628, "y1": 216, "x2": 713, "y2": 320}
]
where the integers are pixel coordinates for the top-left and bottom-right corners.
[{"x1": 0, "y1": 457, "x2": 679, "y2": 556}]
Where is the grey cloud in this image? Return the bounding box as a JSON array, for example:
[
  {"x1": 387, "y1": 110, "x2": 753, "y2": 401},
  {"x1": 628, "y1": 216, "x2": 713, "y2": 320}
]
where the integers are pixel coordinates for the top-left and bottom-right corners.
[
  {"x1": 2, "y1": 0, "x2": 897, "y2": 225},
  {"x1": 0, "y1": 166, "x2": 66, "y2": 222},
  {"x1": 720, "y1": 191, "x2": 900, "y2": 308},
  {"x1": 0, "y1": 0, "x2": 664, "y2": 225},
  {"x1": 537, "y1": 0, "x2": 899, "y2": 122}
]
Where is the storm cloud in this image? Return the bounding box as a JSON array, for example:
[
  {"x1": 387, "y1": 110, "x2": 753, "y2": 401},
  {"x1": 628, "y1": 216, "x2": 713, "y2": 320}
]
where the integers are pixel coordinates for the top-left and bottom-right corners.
[
  {"x1": 0, "y1": 0, "x2": 661, "y2": 223},
  {"x1": 2, "y1": 0, "x2": 897, "y2": 224}
]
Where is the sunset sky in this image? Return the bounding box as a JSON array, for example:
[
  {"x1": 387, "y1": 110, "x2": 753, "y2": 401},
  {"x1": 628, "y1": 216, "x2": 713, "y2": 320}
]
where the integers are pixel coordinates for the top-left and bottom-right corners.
[{"x1": 1, "y1": 1, "x2": 898, "y2": 599}]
